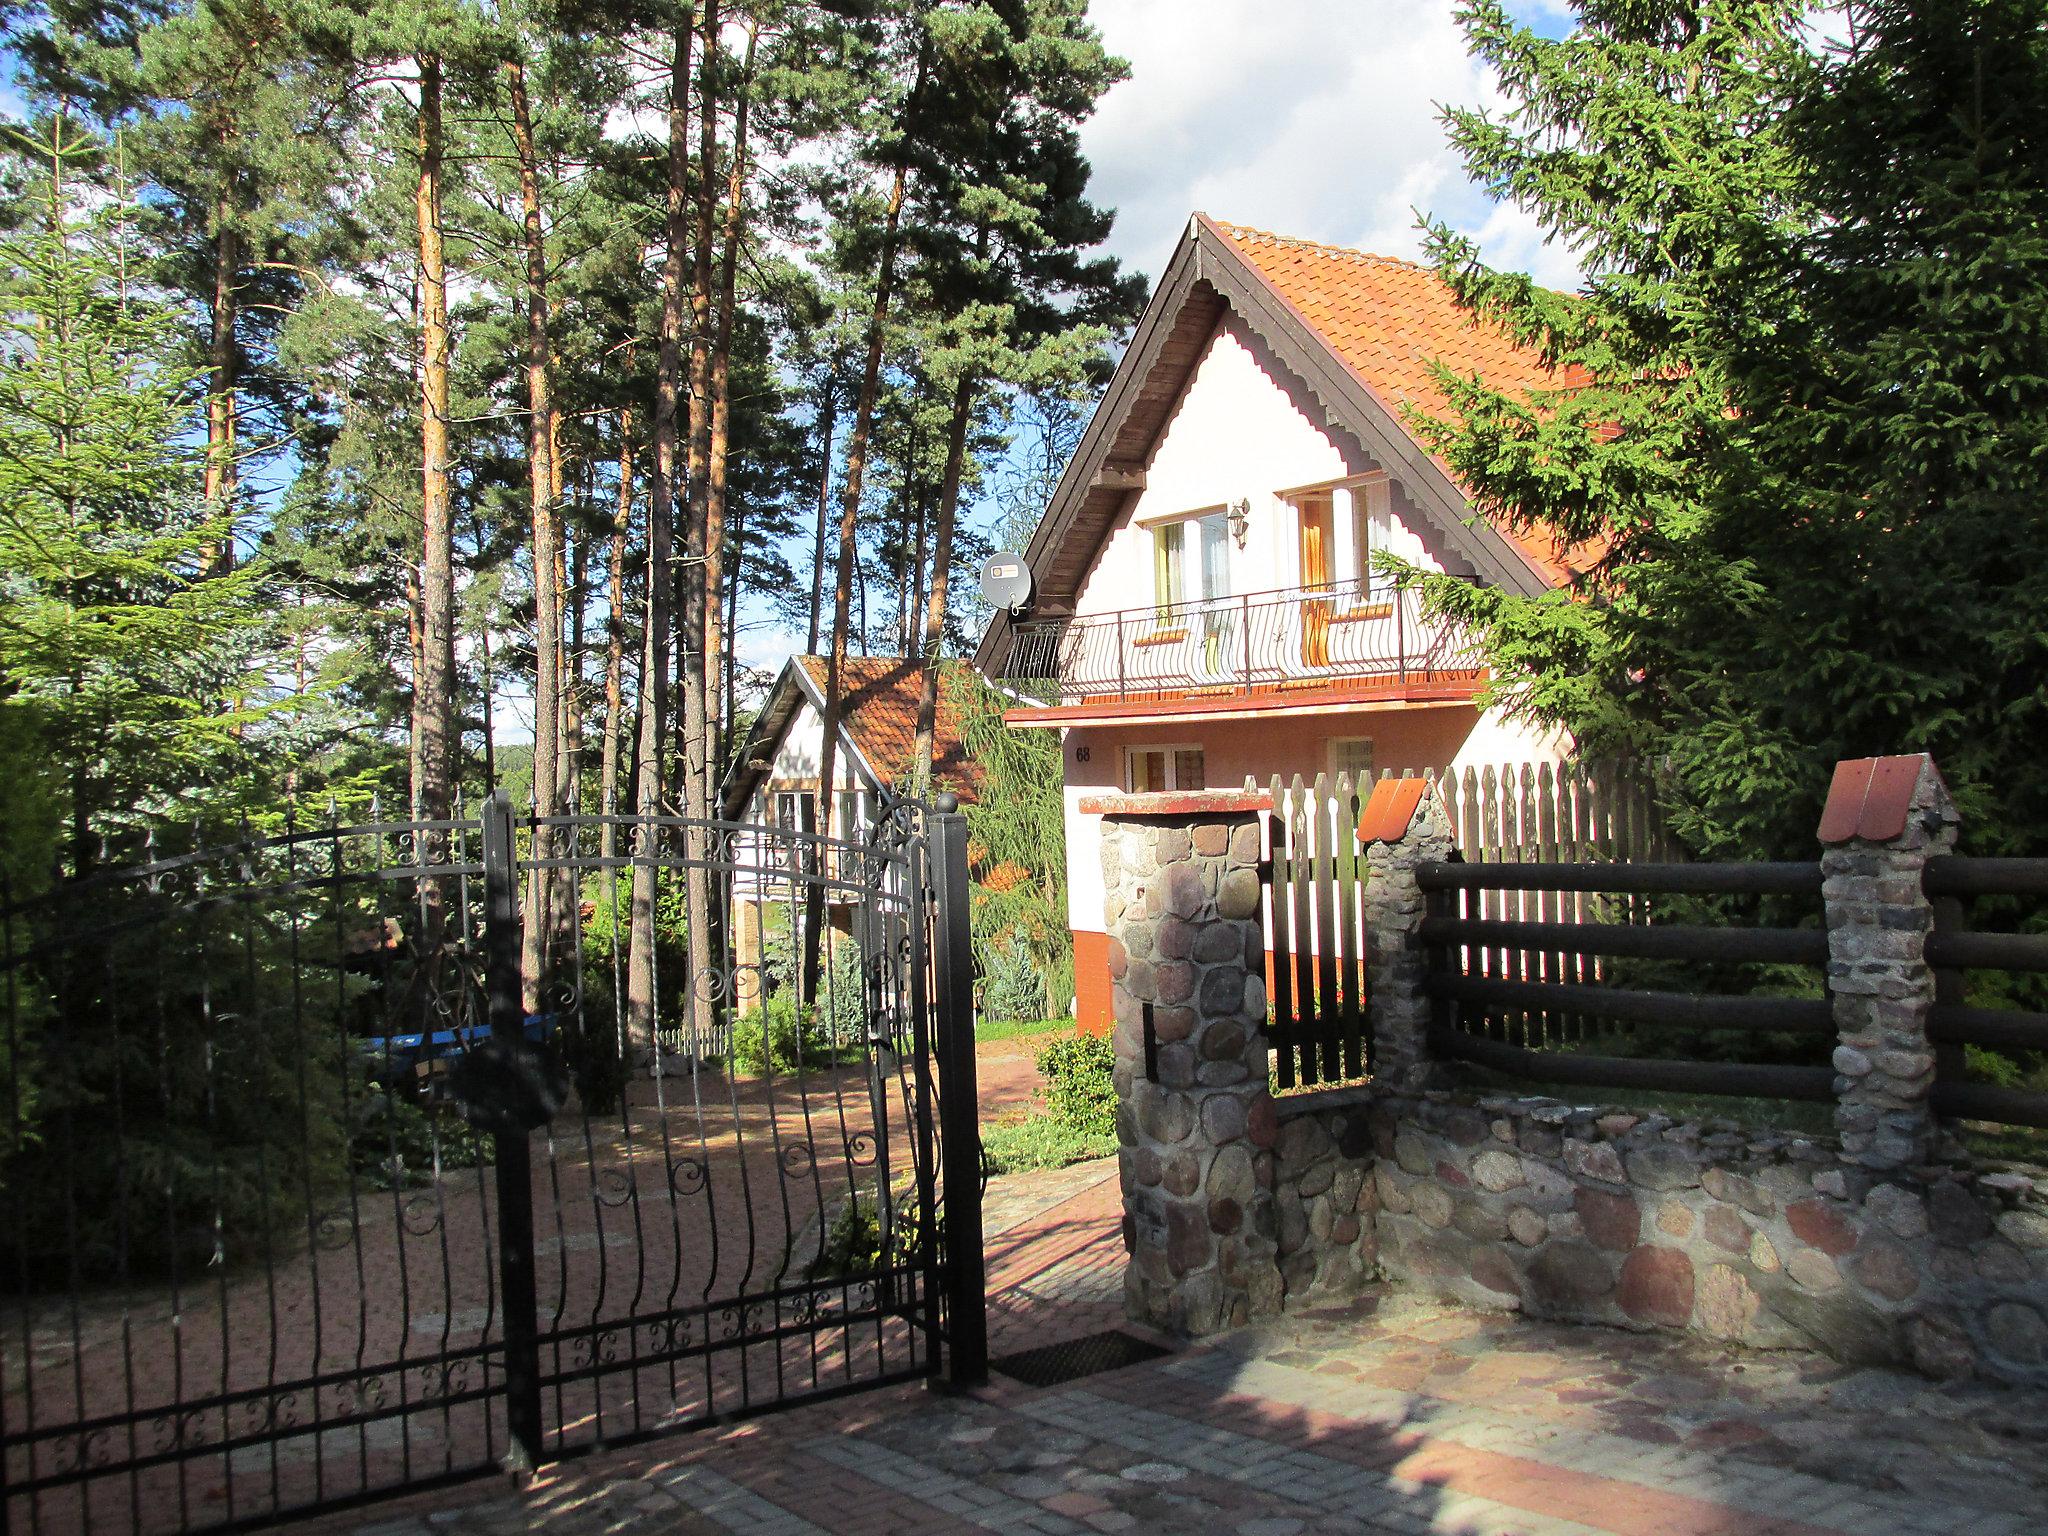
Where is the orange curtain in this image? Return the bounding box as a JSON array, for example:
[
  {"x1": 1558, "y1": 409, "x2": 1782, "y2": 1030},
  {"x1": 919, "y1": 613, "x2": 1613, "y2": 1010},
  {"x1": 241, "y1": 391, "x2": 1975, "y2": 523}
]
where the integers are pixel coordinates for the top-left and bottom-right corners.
[{"x1": 1299, "y1": 496, "x2": 1333, "y2": 668}]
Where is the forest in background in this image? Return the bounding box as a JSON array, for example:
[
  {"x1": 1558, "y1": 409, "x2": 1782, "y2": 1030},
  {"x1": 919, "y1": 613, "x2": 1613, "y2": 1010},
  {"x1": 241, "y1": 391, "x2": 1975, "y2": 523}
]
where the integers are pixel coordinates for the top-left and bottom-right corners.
[{"x1": 0, "y1": 0, "x2": 1140, "y2": 1027}]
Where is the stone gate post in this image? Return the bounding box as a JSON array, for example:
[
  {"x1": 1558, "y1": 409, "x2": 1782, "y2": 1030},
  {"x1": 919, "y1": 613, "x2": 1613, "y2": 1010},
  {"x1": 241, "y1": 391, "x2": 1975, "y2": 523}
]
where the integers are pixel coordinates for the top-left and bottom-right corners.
[
  {"x1": 1360, "y1": 777, "x2": 1456, "y2": 1091},
  {"x1": 1818, "y1": 754, "x2": 1958, "y2": 1171},
  {"x1": 1086, "y1": 790, "x2": 1282, "y2": 1336}
]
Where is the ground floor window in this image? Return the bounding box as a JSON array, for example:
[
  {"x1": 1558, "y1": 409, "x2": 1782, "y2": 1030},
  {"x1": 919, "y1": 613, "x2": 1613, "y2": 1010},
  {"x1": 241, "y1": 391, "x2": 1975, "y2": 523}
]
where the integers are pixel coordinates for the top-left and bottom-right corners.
[
  {"x1": 1327, "y1": 736, "x2": 1375, "y2": 782},
  {"x1": 1126, "y1": 744, "x2": 1205, "y2": 793}
]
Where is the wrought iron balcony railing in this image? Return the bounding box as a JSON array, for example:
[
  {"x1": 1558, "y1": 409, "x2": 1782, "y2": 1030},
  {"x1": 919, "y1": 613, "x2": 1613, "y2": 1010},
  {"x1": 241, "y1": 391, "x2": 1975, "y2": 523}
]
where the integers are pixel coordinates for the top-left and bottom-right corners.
[{"x1": 997, "y1": 578, "x2": 1484, "y2": 708}]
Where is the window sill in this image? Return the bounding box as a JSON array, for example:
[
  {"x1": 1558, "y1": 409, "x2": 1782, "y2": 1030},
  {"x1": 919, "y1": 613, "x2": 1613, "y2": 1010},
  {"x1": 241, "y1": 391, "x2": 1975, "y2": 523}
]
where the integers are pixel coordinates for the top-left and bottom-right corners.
[
  {"x1": 1133, "y1": 628, "x2": 1188, "y2": 647},
  {"x1": 1331, "y1": 603, "x2": 1394, "y2": 625}
]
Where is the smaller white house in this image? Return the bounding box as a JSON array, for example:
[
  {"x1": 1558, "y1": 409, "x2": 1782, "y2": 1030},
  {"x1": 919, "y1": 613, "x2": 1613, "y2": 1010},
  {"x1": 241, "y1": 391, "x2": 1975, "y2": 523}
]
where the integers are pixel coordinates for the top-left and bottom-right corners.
[{"x1": 719, "y1": 655, "x2": 980, "y2": 1010}]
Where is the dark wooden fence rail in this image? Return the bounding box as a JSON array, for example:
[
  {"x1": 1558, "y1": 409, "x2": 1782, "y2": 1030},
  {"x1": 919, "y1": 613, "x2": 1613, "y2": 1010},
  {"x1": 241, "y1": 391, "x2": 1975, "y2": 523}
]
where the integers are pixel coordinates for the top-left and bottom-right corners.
[
  {"x1": 1925, "y1": 856, "x2": 2048, "y2": 1129},
  {"x1": 1257, "y1": 771, "x2": 2048, "y2": 1129},
  {"x1": 1416, "y1": 858, "x2": 1838, "y2": 1104}
]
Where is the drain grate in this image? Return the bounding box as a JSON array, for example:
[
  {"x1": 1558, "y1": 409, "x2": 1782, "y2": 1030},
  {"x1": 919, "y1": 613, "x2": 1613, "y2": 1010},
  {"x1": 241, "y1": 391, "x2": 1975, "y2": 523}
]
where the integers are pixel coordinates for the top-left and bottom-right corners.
[{"x1": 990, "y1": 1329, "x2": 1174, "y2": 1389}]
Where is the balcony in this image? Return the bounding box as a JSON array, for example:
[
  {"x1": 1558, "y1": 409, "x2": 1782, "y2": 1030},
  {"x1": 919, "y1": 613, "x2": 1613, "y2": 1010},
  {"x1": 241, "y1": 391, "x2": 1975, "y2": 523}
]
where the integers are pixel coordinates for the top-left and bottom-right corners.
[{"x1": 996, "y1": 579, "x2": 1486, "y2": 721}]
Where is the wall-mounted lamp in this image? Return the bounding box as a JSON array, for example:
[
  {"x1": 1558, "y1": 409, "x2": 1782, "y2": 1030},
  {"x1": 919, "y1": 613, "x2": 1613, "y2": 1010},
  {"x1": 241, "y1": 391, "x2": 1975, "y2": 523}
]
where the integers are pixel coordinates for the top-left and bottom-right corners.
[{"x1": 1227, "y1": 497, "x2": 1250, "y2": 549}]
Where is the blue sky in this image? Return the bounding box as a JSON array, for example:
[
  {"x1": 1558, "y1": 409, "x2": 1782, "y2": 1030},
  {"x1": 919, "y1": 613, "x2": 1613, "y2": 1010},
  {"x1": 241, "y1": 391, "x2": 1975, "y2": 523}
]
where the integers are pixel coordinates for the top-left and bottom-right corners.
[{"x1": 1076, "y1": 0, "x2": 1581, "y2": 290}]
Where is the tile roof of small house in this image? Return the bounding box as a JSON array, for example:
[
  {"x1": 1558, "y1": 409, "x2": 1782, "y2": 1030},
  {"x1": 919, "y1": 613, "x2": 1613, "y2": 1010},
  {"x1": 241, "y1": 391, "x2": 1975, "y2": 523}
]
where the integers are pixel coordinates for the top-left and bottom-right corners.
[
  {"x1": 1212, "y1": 220, "x2": 1588, "y2": 585},
  {"x1": 794, "y1": 655, "x2": 982, "y2": 802}
]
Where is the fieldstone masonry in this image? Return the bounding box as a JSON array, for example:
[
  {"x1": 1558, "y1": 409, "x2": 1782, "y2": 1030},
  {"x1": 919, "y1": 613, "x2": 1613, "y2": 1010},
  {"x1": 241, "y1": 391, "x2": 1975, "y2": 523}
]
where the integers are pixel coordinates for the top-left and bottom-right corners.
[
  {"x1": 1362, "y1": 786, "x2": 1454, "y2": 1091},
  {"x1": 1270, "y1": 1088, "x2": 2048, "y2": 1385},
  {"x1": 1091, "y1": 792, "x2": 1282, "y2": 1336},
  {"x1": 1091, "y1": 761, "x2": 2047, "y2": 1383},
  {"x1": 1820, "y1": 755, "x2": 1958, "y2": 1170}
]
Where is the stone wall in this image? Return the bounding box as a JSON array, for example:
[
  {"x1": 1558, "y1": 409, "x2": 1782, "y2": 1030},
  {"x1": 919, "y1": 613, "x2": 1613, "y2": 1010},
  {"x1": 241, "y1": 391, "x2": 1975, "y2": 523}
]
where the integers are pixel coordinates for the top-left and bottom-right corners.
[
  {"x1": 1095, "y1": 797, "x2": 1283, "y2": 1337},
  {"x1": 1267, "y1": 1084, "x2": 2048, "y2": 1384},
  {"x1": 1270, "y1": 1088, "x2": 1381, "y2": 1309}
]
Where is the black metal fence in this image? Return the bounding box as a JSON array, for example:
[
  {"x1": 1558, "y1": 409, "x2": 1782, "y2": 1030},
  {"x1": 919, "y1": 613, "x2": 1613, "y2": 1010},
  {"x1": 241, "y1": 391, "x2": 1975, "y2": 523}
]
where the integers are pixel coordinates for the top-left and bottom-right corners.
[{"x1": 0, "y1": 797, "x2": 984, "y2": 1535}]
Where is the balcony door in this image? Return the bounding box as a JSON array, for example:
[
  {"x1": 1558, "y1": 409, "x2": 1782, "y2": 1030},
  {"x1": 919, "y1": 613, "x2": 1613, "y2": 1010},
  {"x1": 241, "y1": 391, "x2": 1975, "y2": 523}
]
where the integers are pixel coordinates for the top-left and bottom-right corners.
[{"x1": 1297, "y1": 492, "x2": 1335, "y2": 668}]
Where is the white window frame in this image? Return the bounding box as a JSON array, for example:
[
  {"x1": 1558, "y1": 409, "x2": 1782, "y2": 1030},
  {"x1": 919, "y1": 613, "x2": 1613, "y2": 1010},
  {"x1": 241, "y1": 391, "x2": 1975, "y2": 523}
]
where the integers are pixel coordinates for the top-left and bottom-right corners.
[
  {"x1": 1274, "y1": 470, "x2": 1393, "y2": 588},
  {"x1": 1349, "y1": 478, "x2": 1393, "y2": 586},
  {"x1": 1125, "y1": 743, "x2": 1206, "y2": 793},
  {"x1": 1144, "y1": 506, "x2": 1231, "y2": 617}
]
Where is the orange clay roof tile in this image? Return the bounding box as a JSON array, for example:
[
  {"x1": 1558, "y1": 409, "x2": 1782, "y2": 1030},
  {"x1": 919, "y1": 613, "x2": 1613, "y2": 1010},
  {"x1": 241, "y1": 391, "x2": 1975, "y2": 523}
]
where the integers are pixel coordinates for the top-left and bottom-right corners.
[
  {"x1": 796, "y1": 656, "x2": 982, "y2": 802},
  {"x1": 1212, "y1": 219, "x2": 1589, "y2": 586}
]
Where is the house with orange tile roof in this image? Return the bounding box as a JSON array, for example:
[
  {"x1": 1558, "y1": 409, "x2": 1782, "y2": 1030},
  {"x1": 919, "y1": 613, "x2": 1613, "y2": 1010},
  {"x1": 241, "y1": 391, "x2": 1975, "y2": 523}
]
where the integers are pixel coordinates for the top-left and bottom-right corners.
[
  {"x1": 971, "y1": 214, "x2": 1575, "y2": 1033},
  {"x1": 720, "y1": 654, "x2": 979, "y2": 1010}
]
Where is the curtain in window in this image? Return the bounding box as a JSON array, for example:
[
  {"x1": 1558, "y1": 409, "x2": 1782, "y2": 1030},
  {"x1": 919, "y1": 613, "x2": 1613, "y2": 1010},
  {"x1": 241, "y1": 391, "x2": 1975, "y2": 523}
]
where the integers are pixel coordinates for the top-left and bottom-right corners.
[
  {"x1": 1198, "y1": 512, "x2": 1230, "y2": 672},
  {"x1": 1153, "y1": 522, "x2": 1184, "y2": 619}
]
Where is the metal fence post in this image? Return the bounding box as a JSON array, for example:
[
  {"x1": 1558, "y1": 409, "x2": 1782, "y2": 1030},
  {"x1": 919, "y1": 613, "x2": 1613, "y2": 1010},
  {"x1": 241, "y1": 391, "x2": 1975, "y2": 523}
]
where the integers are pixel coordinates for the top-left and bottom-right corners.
[
  {"x1": 481, "y1": 791, "x2": 545, "y2": 1472},
  {"x1": 926, "y1": 799, "x2": 987, "y2": 1389}
]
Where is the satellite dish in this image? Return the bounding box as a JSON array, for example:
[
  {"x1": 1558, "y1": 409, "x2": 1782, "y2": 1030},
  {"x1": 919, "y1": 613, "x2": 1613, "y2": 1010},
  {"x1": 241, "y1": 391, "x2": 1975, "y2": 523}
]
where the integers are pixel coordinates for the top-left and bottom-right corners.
[{"x1": 977, "y1": 551, "x2": 1034, "y2": 615}]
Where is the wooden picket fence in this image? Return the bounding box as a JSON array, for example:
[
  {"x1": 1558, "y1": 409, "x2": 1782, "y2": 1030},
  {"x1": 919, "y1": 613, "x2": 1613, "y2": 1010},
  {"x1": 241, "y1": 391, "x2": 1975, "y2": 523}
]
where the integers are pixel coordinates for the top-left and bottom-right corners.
[{"x1": 1261, "y1": 760, "x2": 1669, "y2": 1088}]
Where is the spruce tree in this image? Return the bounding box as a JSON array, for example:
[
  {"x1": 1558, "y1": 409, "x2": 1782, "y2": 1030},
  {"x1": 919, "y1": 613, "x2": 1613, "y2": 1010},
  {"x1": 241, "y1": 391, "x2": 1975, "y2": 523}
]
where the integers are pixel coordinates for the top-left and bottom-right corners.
[{"x1": 1408, "y1": 0, "x2": 2048, "y2": 857}]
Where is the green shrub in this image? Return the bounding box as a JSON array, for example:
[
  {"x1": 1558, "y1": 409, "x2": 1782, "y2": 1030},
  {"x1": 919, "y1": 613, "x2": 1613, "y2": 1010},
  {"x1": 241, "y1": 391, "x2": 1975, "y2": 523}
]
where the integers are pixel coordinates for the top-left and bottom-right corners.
[
  {"x1": 978, "y1": 932, "x2": 1047, "y2": 1023},
  {"x1": 350, "y1": 1085, "x2": 493, "y2": 1191},
  {"x1": 729, "y1": 994, "x2": 821, "y2": 1075},
  {"x1": 980, "y1": 1114, "x2": 1115, "y2": 1174},
  {"x1": 807, "y1": 1190, "x2": 931, "y2": 1279},
  {"x1": 1035, "y1": 1030, "x2": 1115, "y2": 1138},
  {"x1": 761, "y1": 931, "x2": 866, "y2": 1047}
]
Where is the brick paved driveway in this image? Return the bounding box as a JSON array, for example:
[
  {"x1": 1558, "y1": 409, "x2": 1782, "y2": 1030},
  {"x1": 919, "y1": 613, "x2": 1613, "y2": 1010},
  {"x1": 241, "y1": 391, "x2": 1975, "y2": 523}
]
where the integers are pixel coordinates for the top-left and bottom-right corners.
[{"x1": 309, "y1": 1154, "x2": 2048, "y2": 1536}]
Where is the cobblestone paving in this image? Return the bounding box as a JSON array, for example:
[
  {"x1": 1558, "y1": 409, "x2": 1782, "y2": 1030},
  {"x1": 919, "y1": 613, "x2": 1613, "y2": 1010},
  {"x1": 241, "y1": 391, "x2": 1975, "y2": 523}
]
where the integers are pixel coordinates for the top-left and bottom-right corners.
[{"x1": 312, "y1": 1173, "x2": 2048, "y2": 1536}]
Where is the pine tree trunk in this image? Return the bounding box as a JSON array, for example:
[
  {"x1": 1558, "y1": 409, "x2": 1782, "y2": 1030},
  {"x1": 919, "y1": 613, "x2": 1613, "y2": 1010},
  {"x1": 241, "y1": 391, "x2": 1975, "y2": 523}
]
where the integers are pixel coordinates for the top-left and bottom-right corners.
[
  {"x1": 913, "y1": 371, "x2": 976, "y2": 798},
  {"x1": 202, "y1": 211, "x2": 239, "y2": 573},
  {"x1": 566, "y1": 510, "x2": 587, "y2": 819},
  {"x1": 701, "y1": 16, "x2": 756, "y2": 1007},
  {"x1": 806, "y1": 114, "x2": 914, "y2": 998},
  {"x1": 415, "y1": 56, "x2": 457, "y2": 819},
  {"x1": 677, "y1": 0, "x2": 719, "y2": 1045},
  {"x1": 627, "y1": 11, "x2": 692, "y2": 1051},
  {"x1": 414, "y1": 53, "x2": 458, "y2": 985},
  {"x1": 551, "y1": 433, "x2": 579, "y2": 947},
  {"x1": 509, "y1": 57, "x2": 562, "y2": 1012},
  {"x1": 600, "y1": 405, "x2": 632, "y2": 863},
  {"x1": 805, "y1": 383, "x2": 836, "y2": 655},
  {"x1": 704, "y1": 16, "x2": 755, "y2": 796},
  {"x1": 407, "y1": 568, "x2": 426, "y2": 819}
]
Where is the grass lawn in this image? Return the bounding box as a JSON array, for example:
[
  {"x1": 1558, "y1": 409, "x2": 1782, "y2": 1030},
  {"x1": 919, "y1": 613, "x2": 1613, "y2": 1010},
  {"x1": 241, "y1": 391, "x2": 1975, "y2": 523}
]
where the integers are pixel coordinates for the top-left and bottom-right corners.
[{"x1": 974, "y1": 1015, "x2": 1073, "y2": 1046}]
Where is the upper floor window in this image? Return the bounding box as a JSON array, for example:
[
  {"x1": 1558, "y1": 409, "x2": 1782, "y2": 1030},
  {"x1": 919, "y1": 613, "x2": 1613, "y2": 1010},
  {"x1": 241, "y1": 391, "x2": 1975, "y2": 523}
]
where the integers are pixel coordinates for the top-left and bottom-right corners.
[
  {"x1": 1350, "y1": 478, "x2": 1393, "y2": 585},
  {"x1": 1152, "y1": 509, "x2": 1230, "y2": 618},
  {"x1": 1289, "y1": 474, "x2": 1394, "y2": 591}
]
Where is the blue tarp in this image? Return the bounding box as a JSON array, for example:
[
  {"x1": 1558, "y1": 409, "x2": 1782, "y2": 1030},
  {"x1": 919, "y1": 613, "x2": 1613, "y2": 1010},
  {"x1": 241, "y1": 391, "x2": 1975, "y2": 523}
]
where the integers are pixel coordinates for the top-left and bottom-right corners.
[{"x1": 362, "y1": 1013, "x2": 556, "y2": 1075}]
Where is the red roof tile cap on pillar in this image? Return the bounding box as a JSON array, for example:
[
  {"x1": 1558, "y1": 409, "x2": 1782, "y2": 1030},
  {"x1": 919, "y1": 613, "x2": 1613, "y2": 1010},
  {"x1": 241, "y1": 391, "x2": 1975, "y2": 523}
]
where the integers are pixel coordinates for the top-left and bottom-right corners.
[
  {"x1": 1357, "y1": 777, "x2": 1434, "y2": 845},
  {"x1": 1817, "y1": 754, "x2": 1948, "y2": 844},
  {"x1": 1078, "y1": 790, "x2": 1275, "y2": 816}
]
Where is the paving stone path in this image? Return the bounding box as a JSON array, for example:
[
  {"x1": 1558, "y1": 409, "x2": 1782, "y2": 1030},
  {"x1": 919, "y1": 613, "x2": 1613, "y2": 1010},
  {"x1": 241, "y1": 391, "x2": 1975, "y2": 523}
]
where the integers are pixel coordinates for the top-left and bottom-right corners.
[{"x1": 308, "y1": 1153, "x2": 2048, "y2": 1536}]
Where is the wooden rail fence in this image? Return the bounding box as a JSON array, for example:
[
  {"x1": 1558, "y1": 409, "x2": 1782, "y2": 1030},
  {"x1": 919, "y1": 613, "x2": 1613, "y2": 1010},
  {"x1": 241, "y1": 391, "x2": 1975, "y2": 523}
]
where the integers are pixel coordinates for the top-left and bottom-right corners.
[
  {"x1": 1256, "y1": 762, "x2": 2048, "y2": 1128},
  {"x1": 1260, "y1": 760, "x2": 1668, "y2": 1088}
]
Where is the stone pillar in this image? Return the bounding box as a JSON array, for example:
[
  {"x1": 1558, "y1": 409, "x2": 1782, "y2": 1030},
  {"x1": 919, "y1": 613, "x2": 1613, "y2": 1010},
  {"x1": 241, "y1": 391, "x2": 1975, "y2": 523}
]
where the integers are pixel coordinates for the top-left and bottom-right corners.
[
  {"x1": 733, "y1": 897, "x2": 764, "y2": 1013},
  {"x1": 1360, "y1": 777, "x2": 1456, "y2": 1091},
  {"x1": 1087, "y1": 791, "x2": 1282, "y2": 1337},
  {"x1": 1818, "y1": 755, "x2": 1959, "y2": 1171}
]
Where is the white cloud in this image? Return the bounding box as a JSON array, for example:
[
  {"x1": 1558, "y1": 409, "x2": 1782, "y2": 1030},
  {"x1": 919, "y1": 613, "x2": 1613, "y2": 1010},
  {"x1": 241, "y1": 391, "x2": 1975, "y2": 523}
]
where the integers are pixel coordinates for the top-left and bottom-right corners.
[{"x1": 1079, "y1": 0, "x2": 1582, "y2": 290}]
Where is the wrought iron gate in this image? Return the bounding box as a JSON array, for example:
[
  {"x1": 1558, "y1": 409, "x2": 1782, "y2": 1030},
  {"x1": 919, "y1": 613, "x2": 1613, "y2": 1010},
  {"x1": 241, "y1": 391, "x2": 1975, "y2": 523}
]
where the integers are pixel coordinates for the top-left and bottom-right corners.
[{"x1": 0, "y1": 797, "x2": 985, "y2": 1534}]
